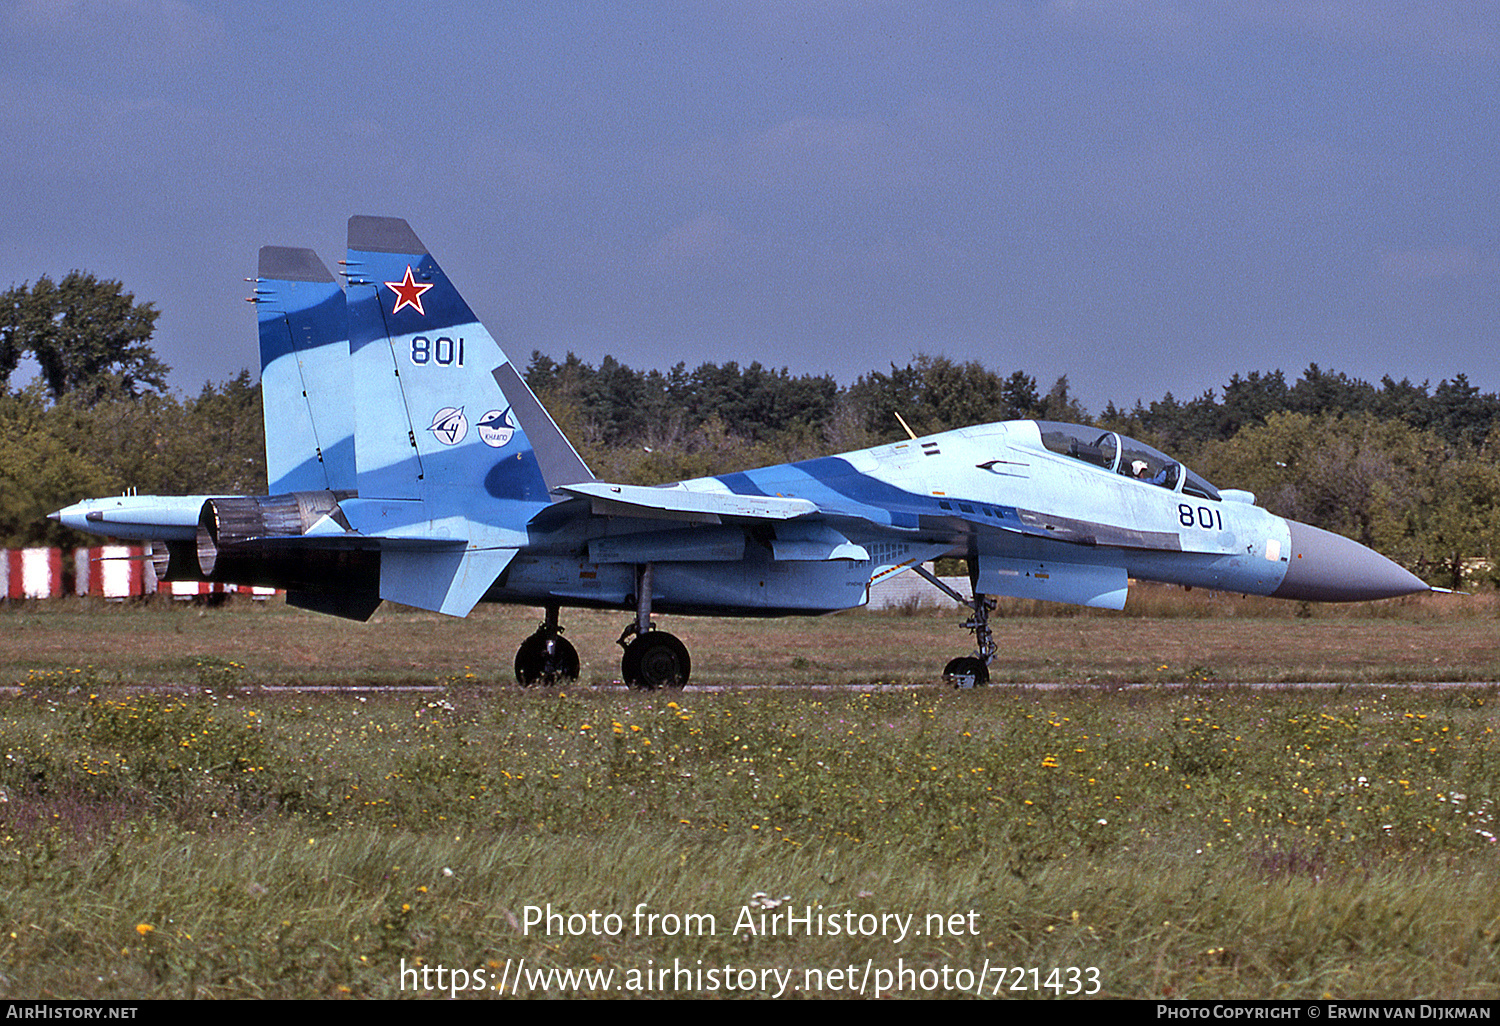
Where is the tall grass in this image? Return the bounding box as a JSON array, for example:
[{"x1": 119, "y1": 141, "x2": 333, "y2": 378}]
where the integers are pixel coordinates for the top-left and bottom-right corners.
[{"x1": 0, "y1": 683, "x2": 1495, "y2": 998}]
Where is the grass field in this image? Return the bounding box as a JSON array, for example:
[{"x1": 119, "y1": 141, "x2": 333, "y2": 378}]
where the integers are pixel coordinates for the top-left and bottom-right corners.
[
  {"x1": 2, "y1": 585, "x2": 1499, "y2": 688},
  {"x1": 0, "y1": 594, "x2": 1496, "y2": 999}
]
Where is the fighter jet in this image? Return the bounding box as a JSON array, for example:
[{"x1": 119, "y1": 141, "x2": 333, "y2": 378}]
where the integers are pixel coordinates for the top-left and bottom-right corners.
[{"x1": 52, "y1": 217, "x2": 1431, "y2": 688}]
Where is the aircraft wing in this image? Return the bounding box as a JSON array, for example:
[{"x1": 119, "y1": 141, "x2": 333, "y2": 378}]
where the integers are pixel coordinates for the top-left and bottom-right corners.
[
  {"x1": 556, "y1": 467, "x2": 1187, "y2": 554},
  {"x1": 556, "y1": 482, "x2": 817, "y2": 523}
]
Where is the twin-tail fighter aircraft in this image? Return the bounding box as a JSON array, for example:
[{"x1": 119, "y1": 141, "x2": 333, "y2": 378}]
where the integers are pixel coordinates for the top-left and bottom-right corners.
[{"x1": 52, "y1": 217, "x2": 1432, "y2": 688}]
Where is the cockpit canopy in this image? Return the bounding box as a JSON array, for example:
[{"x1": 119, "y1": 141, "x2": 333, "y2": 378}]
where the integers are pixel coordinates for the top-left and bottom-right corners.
[{"x1": 1034, "y1": 421, "x2": 1220, "y2": 501}]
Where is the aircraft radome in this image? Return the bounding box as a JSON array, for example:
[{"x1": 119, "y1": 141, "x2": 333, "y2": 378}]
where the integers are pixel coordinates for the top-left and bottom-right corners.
[{"x1": 52, "y1": 217, "x2": 1432, "y2": 689}]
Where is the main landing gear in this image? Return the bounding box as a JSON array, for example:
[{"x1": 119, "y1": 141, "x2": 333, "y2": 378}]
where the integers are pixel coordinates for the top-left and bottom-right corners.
[
  {"x1": 510, "y1": 564, "x2": 693, "y2": 690},
  {"x1": 617, "y1": 623, "x2": 690, "y2": 690},
  {"x1": 514, "y1": 605, "x2": 580, "y2": 686},
  {"x1": 617, "y1": 562, "x2": 690, "y2": 690},
  {"x1": 912, "y1": 565, "x2": 996, "y2": 688}
]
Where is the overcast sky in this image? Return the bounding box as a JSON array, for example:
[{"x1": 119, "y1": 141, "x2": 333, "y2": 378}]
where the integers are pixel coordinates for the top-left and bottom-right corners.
[{"x1": 1, "y1": 1, "x2": 1496, "y2": 416}]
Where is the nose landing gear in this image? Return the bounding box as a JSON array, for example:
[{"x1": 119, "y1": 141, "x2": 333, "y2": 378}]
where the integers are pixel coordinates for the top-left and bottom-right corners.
[{"x1": 911, "y1": 564, "x2": 995, "y2": 688}]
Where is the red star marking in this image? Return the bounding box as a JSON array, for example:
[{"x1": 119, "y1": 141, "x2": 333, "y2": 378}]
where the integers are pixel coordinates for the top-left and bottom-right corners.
[{"x1": 384, "y1": 266, "x2": 434, "y2": 316}]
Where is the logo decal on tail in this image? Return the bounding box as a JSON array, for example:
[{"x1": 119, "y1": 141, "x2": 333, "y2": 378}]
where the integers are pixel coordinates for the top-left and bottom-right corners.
[
  {"x1": 477, "y1": 408, "x2": 516, "y2": 448},
  {"x1": 428, "y1": 406, "x2": 468, "y2": 445}
]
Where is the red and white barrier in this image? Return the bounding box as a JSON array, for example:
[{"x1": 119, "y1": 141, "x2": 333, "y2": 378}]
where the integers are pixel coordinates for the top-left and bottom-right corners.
[
  {"x1": 0, "y1": 547, "x2": 279, "y2": 602},
  {"x1": 162, "y1": 580, "x2": 277, "y2": 602},
  {"x1": 74, "y1": 546, "x2": 153, "y2": 599},
  {"x1": 166, "y1": 580, "x2": 228, "y2": 599},
  {"x1": 4, "y1": 548, "x2": 64, "y2": 599}
]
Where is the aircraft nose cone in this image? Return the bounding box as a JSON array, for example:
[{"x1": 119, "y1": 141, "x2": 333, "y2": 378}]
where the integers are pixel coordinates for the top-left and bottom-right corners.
[
  {"x1": 1272, "y1": 519, "x2": 1428, "y2": 602},
  {"x1": 49, "y1": 501, "x2": 88, "y2": 532}
]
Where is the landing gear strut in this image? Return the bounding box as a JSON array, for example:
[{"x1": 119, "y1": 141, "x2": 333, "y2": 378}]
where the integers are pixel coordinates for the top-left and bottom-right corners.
[
  {"x1": 514, "y1": 605, "x2": 579, "y2": 686},
  {"x1": 912, "y1": 564, "x2": 995, "y2": 688},
  {"x1": 942, "y1": 593, "x2": 995, "y2": 688},
  {"x1": 618, "y1": 563, "x2": 690, "y2": 690}
]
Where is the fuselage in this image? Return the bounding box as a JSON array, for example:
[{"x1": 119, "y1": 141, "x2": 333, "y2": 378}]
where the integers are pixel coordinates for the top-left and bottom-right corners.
[
  {"x1": 53, "y1": 419, "x2": 1427, "y2": 614},
  {"x1": 491, "y1": 419, "x2": 1428, "y2": 613}
]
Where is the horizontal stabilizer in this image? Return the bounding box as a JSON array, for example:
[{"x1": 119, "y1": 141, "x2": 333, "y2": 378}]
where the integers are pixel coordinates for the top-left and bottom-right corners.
[
  {"x1": 379, "y1": 547, "x2": 516, "y2": 617},
  {"x1": 560, "y1": 482, "x2": 816, "y2": 523}
]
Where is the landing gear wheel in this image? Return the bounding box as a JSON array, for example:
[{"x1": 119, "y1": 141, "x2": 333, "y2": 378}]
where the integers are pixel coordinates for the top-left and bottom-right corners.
[
  {"x1": 621, "y1": 631, "x2": 690, "y2": 690},
  {"x1": 944, "y1": 656, "x2": 989, "y2": 688},
  {"x1": 514, "y1": 633, "x2": 580, "y2": 686}
]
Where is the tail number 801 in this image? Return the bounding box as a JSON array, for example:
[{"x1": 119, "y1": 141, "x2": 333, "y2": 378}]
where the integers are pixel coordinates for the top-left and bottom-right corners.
[
  {"x1": 1179, "y1": 504, "x2": 1223, "y2": 531},
  {"x1": 410, "y1": 336, "x2": 465, "y2": 367}
]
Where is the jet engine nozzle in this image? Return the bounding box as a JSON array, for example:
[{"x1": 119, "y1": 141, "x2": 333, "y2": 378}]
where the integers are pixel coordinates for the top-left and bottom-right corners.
[{"x1": 196, "y1": 491, "x2": 343, "y2": 576}]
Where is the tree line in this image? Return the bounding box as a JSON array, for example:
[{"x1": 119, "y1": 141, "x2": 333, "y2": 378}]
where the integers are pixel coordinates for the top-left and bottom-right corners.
[
  {"x1": 0, "y1": 273, "x2": 261, "y2": 548},
  {"x1": 3, "y1": 271, "x2": 1498, "y2": 588},
  {"x1": 526, "y1": 353, "x2": 1500, "y2": 589}
]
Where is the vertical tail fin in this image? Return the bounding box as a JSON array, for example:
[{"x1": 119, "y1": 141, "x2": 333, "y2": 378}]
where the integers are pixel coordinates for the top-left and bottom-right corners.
[
  {"x1": 254, "y1": 246, "x2": 356, "y2": 494},
  {"x1": 338, "y1": 217, "x2": 588, "y2": 617},
  {"x1": 342, "y1": 215, "x2": 592, "y2": 509}
]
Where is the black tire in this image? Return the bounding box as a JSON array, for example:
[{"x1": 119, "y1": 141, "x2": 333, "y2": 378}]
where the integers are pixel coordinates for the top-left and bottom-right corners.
[
  {"x1": 621, "y1": 632, "x2": 691, "y2": 690},
  {"x1": 943, "y1": 656, "x2": 989, "y2": 688},
  {"x1": 514, "y1": 633, "x2": 580, "y2": 686}
]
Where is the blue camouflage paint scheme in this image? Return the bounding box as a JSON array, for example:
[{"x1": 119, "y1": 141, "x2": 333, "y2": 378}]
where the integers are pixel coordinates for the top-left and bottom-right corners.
[
  {"x1": 255, "y1": 247, "x2": 356, "y2": 494},
  {"x1": 51, "y1": 216, "x2": 1431, "y2": 639},
  {"x1": 343, "y1": 231, "x2": 555, "y2": 520},
  {"x1": 723, "y1": 456, "x2": 931, "y2": 528}
]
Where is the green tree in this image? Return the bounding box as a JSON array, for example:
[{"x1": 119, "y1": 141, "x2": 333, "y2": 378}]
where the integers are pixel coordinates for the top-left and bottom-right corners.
[
  {"x1": 846, "y1": 360, "x2": 929, "y2": 437},
  {"x1": 1037, "y1": 374, "x2": 1089, "y2": 424},
  {"x1": 1216, "y1": 370, "x2": 1289, "y2": 438},
  {"x1": 1287, "y1": 363, "x2": 1378, "y2": 417},
  {"x1": 1416, "y1": 456, "x2": 1500, "y2": 590},
  {"x1": 177, "y1": 372, "x2": 267, "y2": 495},
  {"x1": 1425, "y1": 374, "x2": 1500, "y2": 450},
  {"x1": 0, "y1": 271, "x2": 168, "y2": 399},
  {"x1": 846, "y1": 355, "x2": 1033, "y2": 440},
  {"x1": 0, "y1": 386, "x2": 111, "y2": 546},
  {"x1": 920, "y1": 357, "x2": 1010, "y2": 429},
  {"x1": 1195, "y1": 412, "x2": 1434, "y2": 565}
]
